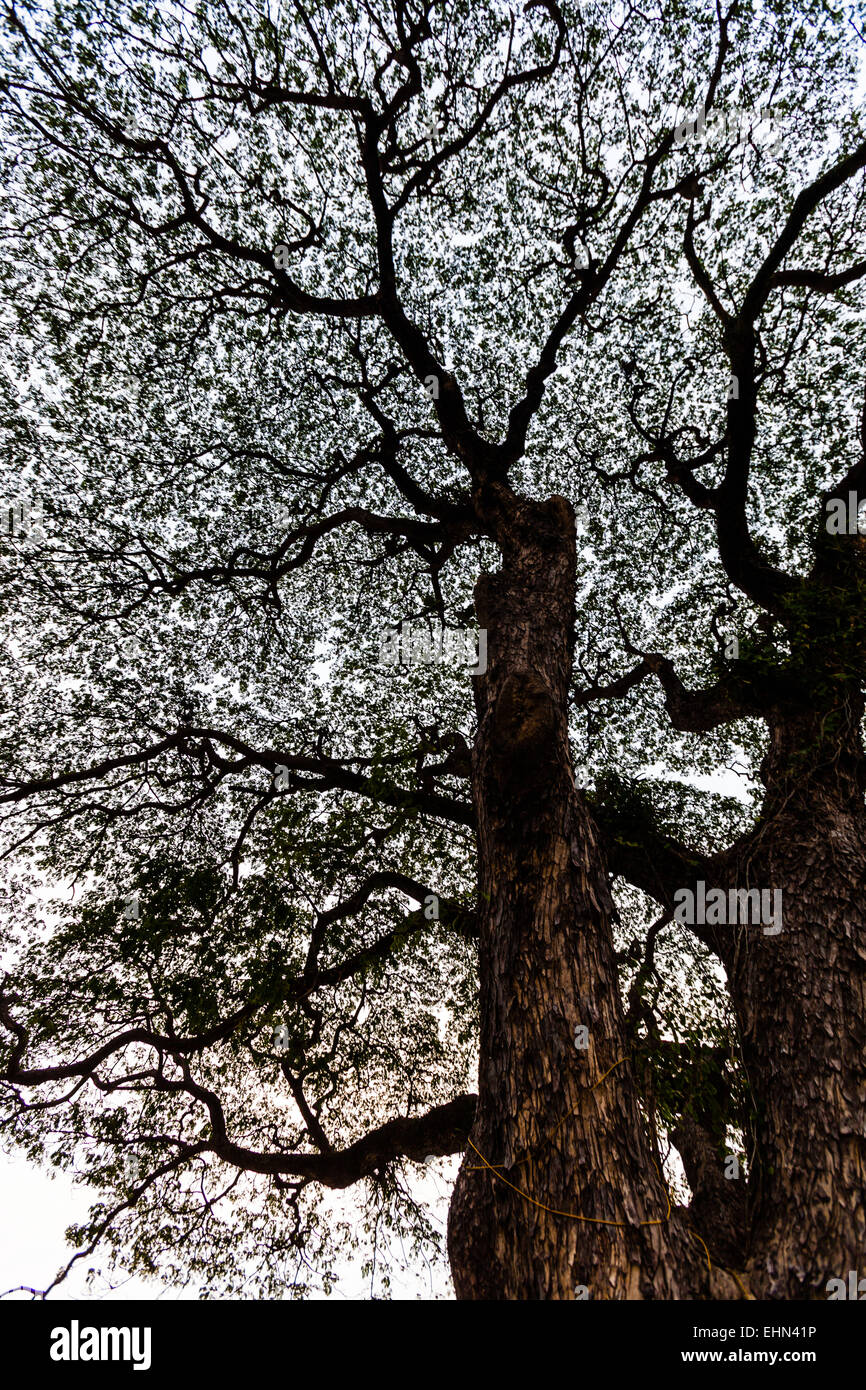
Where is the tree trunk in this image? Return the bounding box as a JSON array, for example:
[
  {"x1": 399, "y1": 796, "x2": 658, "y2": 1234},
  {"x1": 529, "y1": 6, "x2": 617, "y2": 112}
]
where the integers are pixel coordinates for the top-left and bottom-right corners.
[
  {"x1": 447, "y1": 491, "x2": 709, "y2": 1300},
  {"x1": 727, "y1": 709, "x2": 866, "y2": 1299}
]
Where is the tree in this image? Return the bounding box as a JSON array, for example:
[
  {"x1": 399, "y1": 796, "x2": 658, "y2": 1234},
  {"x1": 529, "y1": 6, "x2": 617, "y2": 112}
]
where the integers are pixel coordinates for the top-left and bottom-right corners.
[{"x1": 0, "y1": 0, "x2": 864, "y2": 1300}]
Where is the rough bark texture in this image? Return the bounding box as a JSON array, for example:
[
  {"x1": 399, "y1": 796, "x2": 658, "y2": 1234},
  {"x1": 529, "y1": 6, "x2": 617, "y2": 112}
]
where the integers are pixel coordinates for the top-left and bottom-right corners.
[
  {"x1": 446, "y1": 493, "x2": 711, "y2": 1300},
  {"x1": 657, "y1": 699, "x2": 866, "y2": 1299},
  {"x1": 444, "y1": 499, "x2": 866, "y2": 1301},
  {"x1": 728, "y1": 707, "x2": 866, "y2": 1299}
]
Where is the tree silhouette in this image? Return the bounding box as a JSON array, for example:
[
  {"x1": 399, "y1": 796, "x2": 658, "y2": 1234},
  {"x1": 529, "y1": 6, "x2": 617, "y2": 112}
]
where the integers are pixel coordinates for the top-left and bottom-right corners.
[{"x1": 0, "y1": 0, "x2": 864, "y2": 1299}]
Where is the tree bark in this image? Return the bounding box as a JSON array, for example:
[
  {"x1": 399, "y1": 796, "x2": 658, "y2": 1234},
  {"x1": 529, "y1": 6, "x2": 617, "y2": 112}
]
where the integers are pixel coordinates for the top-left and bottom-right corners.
[
  {"x1": 726, "y1": 708, "x2": 866, "y2": 1299},
  {"x1": 447, "y1": 491, "x2": 710, "y2": 1299}
]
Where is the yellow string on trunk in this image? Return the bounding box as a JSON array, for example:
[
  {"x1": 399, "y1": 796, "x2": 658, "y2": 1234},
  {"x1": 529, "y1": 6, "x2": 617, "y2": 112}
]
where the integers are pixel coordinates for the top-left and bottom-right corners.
[
  {"x1": 461, "y1": 1051, "x2": 756, "y2": 1299},
  {"x1": 464, "y1": 1055, "x2": 669, "y2": 1227}
]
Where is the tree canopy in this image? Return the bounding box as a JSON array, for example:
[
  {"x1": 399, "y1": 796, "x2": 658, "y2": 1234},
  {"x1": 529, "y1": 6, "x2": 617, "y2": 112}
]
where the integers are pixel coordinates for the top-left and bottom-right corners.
[{"x1": 1, "y1": 0, "x2": 864, "y2": 1299}]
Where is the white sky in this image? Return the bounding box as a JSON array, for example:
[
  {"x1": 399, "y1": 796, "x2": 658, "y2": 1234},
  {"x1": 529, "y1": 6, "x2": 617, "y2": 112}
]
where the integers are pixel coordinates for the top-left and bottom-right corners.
[{"x1": 0, "y1": 1149, "x2": 459, "y2": 1300}]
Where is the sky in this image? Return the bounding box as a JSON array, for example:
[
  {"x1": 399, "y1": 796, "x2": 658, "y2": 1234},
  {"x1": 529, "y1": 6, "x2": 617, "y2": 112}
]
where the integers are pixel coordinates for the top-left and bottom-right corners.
[{"x1": 0, "y1": 1145, "x2": 459, "y2": 1300}]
